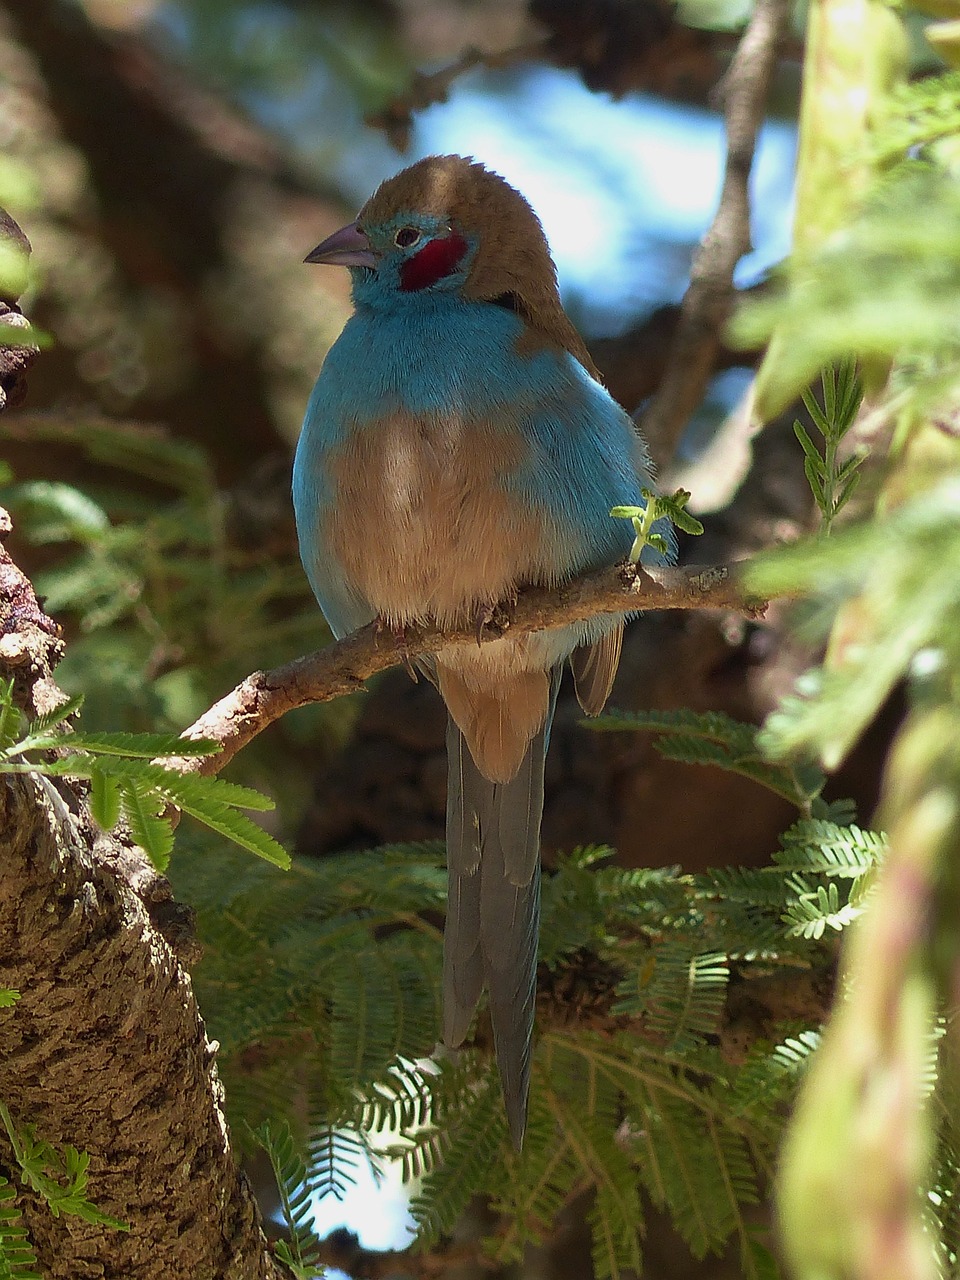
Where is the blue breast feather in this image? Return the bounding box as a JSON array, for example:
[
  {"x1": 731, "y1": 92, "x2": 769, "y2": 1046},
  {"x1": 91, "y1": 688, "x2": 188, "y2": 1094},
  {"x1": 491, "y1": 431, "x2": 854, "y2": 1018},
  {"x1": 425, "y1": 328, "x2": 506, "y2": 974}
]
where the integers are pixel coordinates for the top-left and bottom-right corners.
[{"x1": 293, "y1": 294, "x2": 659, "y2": 640}]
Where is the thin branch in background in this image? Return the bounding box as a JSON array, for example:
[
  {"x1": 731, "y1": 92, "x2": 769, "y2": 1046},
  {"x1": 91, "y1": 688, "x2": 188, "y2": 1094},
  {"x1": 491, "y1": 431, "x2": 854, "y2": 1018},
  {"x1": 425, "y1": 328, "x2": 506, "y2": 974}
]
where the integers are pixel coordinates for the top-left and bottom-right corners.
[
  {"x1": 179, "y1": 560, "x2": 764, "y2": 777},
  {"x1": 640, "y1": 0, "x2": 791, "y2": 466},
  {"x1": 366, "y1": 41, "x2": 549, "y2": 151}
]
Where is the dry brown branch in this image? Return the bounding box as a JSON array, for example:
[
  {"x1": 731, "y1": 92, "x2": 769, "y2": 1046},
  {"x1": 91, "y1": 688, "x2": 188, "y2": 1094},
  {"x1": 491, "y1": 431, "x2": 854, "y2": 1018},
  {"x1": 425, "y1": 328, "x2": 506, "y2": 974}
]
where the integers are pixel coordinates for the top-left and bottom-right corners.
[
  {"x1": 639, "y1": 0, "x2": 791, "y2": 463},
  {"x1": 180, "y1": 560, "x2": 764, "y2": 775}
]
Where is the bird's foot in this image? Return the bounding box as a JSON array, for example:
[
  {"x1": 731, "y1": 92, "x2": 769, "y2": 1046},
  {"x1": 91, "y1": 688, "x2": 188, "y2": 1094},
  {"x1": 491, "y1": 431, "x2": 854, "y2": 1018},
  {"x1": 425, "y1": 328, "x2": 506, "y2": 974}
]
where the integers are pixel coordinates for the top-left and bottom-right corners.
[
  {"x1": 474, "y1": 594, "x2": 515, "y2": 646},
  {"x1": 375, "y1": 616, "x2": 419, "y2": 681}
]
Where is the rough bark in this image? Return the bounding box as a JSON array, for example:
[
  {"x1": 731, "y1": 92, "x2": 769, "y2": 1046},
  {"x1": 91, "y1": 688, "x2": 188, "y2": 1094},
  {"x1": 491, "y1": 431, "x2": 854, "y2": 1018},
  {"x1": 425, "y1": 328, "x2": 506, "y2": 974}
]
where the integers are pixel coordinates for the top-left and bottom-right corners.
[{"x1": 0, "y1": 772, "x2": 281, "y2": 1279}]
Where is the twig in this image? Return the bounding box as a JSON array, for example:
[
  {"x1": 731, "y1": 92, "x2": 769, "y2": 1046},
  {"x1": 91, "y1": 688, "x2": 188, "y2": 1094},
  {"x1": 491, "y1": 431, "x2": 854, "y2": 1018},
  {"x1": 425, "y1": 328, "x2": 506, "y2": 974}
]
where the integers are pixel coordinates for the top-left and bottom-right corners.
[
  {"x1": 180, "y1": 560, "x2": 764, "y2": 776},
  {"x1": 366, "y1": 41, "x2": 548, "y2": 150},
  {"x1": 639, "y1": 0, "x2": 791, "y2": 464}
]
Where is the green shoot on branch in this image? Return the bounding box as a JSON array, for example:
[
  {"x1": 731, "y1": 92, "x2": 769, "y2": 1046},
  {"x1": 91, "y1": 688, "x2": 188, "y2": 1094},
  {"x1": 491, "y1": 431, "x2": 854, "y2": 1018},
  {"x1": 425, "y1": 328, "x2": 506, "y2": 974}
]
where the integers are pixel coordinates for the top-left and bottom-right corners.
[
  {"x1": 794, "y1": 361, "x2": 865, "y2": 534},
  {"x1": 611, "y1": 488, "x2": 704, "y2": 563}
]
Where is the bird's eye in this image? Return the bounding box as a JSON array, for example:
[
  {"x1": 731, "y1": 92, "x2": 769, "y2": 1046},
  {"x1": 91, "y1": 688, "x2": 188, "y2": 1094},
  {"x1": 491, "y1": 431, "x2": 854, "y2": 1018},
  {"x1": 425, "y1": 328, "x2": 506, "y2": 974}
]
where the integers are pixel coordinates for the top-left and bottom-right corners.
[{"x1": 394, "y1": 226, "x2": 421, "y2": 248}]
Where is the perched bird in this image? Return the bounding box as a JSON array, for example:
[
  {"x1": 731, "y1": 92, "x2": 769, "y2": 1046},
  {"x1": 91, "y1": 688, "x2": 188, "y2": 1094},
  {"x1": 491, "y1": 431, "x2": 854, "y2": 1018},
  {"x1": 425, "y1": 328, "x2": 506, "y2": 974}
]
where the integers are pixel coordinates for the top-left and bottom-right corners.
[{"x1": 294, "y1": 155, "x2": 663, "y2": 1146}]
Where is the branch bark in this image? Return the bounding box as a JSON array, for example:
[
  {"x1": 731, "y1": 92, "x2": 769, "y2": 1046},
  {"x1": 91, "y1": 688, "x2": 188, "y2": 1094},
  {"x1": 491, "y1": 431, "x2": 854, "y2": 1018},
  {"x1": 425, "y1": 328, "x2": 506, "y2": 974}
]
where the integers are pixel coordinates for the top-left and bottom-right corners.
[
  {"x1": 180, "y1": 560, "x2": 765, "y2": 776},
  {"x1": 639, "y1": 0, "x2": 791, "y2": 463}
]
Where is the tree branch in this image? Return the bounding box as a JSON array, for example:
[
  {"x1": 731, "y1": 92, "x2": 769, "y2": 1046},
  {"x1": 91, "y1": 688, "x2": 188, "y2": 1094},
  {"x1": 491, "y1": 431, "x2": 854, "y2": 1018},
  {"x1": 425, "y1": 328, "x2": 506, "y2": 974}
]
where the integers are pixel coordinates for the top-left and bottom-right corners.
[
  {"x1": 639, "y1": 0, "x2": 791, "y2": 463},
  {"x1": 181, "y1": 560, "x2": 764, "y2": 775}
]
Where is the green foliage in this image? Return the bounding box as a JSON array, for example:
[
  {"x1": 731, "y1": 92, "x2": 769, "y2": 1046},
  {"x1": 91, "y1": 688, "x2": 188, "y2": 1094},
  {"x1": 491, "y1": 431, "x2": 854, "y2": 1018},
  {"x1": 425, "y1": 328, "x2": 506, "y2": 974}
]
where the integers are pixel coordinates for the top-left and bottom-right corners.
[
  {"x1": 411, "y1": 1068, "x2": 507, "y2": 1246},
  {"x1": 0, "y1": 679, "x2": 288, "y2": 871},
  {"x1": 0, "y1": 993, "x2": 19, "y2": 1011},
  {"x1": 871, "y1": 70, "x2": 960, "y2": 168},
  {"x1": 0, "y1": 1175, "x2": 40, "y2": 1280},
  {"x1": 169, "y1": 838, "x2": 446, "y2": 1129},
  {"x1": 748, "y1": 475, "x2": 960, "y2": 770},
  {"x1": 0, "y1": 417, "x2": 333, "y2": 809},
  {"x1": 727, "y1": 20, "x2": 960, "y2": 1271},
  {"x1": 0, "y1": 1105, "x2": 127, "y2": 1234},
  {"x1": 611, "y1": 487, "x2": 703, "y2": 562},
  {"x1": 734, "y1": 161, "x2": 960, "y2": 417},
  {"x1": 589, "y1": 706, "x2": 828, "y2": 811},
  {"x1": 252, "y1": 1120, "x2": 326, "y2": 1279},
  {"x1": 171, "y1": 772, "x2": 888, "y2": 1277},
  {"x1": 794, "y1": 361, "x2": 866, "y2": 533}
]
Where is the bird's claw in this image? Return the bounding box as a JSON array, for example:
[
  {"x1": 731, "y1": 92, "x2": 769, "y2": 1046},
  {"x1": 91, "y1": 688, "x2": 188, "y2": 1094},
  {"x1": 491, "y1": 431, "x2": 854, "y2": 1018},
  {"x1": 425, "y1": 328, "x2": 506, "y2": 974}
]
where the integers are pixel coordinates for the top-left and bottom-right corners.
[
  {"x1": 474, "y1": 595, "x2": 515, "y2": 646},
  {"x1": 375, "y1": 616, "x2": 418, "y2": 681}
]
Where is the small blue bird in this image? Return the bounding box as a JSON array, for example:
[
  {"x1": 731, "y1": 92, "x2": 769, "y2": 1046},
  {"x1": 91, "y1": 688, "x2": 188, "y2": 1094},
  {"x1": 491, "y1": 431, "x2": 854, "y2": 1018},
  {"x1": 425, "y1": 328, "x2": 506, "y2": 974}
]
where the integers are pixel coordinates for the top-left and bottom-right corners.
[{"x1": 294, "y1": 155, "x2": 662, "y2": 1146}]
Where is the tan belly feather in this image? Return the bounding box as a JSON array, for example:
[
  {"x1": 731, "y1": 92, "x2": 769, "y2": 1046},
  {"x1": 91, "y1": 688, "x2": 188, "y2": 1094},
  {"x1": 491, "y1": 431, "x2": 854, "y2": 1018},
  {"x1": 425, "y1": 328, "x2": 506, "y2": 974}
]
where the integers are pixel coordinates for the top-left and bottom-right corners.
[
  {"x1": 325, "y1": 411, "x2": 547, "y2": 629},
  {"x1": 324, "y1": 411, "x2": 557, "y2": 780}
]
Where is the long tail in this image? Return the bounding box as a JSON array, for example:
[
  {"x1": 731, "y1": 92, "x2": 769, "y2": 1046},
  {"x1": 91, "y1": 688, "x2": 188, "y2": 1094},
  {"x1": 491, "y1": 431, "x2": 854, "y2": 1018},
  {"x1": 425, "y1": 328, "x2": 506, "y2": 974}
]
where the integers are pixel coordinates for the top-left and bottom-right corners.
[{"x1": 443, "y1": 668, "x2": 561, "y2": 1148}]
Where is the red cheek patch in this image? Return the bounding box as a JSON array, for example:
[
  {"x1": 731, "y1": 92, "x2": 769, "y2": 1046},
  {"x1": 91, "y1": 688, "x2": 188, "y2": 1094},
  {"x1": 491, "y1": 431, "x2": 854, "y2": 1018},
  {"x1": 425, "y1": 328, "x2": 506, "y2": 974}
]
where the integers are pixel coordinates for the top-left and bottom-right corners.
[{"x1": 399, "y1": 233, "x2": 469, "y2": 292}]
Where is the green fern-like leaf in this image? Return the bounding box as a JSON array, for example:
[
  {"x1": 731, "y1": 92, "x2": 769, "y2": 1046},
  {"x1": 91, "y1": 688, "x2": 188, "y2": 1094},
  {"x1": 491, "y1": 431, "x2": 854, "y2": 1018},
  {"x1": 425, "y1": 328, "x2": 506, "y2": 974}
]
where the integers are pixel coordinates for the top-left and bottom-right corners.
[
  {"x1": 372, "y1": 1057, "x2": 475, "y2": 1182},
  {"x1": 359, "y1": 1059, "x2": 439, "y2": 1138},
  {"x1": 782, "y1": 876, "x2": 860, "y2": 939},
  {"x1": 616, "y1": 945, "x2": 729, "y2": 1055},
  {"x1": 0, "y1": 1107, "x2": 128, "y2": 1233},
  {"x1": 12, "y1": 730, "x2": 215, "y2": 759},
  {"x1": 542, "y1": 1046, "x2": 643, "y2": 1280},
  {"x1": 871, "y1": 71, "x2": 960, "y2": 165},
  {"x1": 640, "y1": 1085, "x2": 751, "y2": 1259},
  {"x1": 117, "y1": 777, "x2": 174, "y2": 869},
  {"x1": 0, "y1": 1177, "x2": 41, "y2": 1280},
  {"x1": 327, "y1": 934, "x2": 441, "y2": 1088},
  {"x1": 253, "y1": 1120, "x2": 324, "y2": 1278},
  {"x1": 728, "y1": 1031, "x2": 823, "y2": 1131},
  {"x1": 539, "y1": 847, "x2": 612, "y2": 965},
  {"x1": 0, "y1": 696, "x2": 286, "y2": 867},
  {"x1": 698, "y1": 865, "x2": 789, "y2": 909},
  {"x1": 412, "y1": 1069, "x2": 507, "y2": 1245},
  {"x1": 48, "y1": 756, "x2": 289, "y2": 869},
  {"x1": 774, "y1": 819, "x2": 886, "y2": 877},
  {"x1": 22, "y1": 693, "x2": 83, "y2": 737},
  {"x1": 489, "y1": 1089, "x2": 580, "y2": 1262},
  {"x1": 306, "y1": 1126, "x2": 368, "y2": 1202},
  {"x1": 588, "y1": 708, "x2": 825, "y2": 809},
  {"x1": 589, "y1": 707, "x2": 758, "y2": 754}
]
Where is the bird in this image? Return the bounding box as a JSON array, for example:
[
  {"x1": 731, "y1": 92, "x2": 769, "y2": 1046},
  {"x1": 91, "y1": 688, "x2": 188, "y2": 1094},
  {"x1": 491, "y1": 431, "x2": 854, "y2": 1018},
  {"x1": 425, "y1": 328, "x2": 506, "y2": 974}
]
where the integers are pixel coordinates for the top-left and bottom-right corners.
[{"x1": 293, "y1": 155, "x2": 664, "y2": 1147}]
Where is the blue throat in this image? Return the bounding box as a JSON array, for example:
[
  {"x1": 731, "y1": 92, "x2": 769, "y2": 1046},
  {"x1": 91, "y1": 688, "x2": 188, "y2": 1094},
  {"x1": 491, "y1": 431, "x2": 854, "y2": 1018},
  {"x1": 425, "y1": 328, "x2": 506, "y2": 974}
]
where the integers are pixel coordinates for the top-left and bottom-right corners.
[{"x1": 312, "y1": 285, "x2": 562, "y2": 427}]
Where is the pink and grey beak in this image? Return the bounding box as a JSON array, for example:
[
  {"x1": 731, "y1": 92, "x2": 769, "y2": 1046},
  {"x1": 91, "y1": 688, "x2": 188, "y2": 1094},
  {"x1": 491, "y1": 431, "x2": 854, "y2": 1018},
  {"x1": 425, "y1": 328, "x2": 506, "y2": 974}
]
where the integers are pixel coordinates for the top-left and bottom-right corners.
[{"x1": 304, "y1": 221, "x2": 376, "y2": 269}]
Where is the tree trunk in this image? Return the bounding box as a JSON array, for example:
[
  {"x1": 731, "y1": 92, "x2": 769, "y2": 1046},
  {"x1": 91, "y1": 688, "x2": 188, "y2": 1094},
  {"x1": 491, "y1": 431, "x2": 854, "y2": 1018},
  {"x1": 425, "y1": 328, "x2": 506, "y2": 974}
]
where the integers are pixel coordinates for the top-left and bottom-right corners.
[{"x1": 0, "y1": 457, "x2": 283, "y2": 1275}]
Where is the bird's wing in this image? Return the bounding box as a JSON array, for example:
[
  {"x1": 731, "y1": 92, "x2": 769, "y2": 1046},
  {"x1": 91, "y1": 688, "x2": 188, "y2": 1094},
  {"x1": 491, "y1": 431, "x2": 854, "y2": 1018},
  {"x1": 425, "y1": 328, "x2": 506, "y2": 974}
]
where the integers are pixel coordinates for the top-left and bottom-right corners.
[{"x1": 570, "y1": 624, "x2": 624, "y2": 716}]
